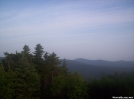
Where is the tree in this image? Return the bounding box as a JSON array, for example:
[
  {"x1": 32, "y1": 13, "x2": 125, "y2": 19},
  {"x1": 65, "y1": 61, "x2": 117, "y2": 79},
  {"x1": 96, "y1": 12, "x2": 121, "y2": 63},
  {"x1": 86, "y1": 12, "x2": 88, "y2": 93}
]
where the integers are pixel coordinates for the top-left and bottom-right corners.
[
  {"x1": 67, "y1": 72, "x2": 88, "y2": 99},
  {"x1": 1, "y1": 49, "x2": 40, "y2": 99},
  {"x1": 33, "y1": 44, "x2": 44, "y2": 60},
  {"x1": 61, "y1": 58, "x2": 68, "y2": 75},
  {"x1": 51, "y1": 75, "x2": 67, "y2": 99},
  {"x1": 33, "y1": 44, "x2": 45, "y2": 75},
  {"x1": 22, "y1": 45, "x2": 33, "y2": 63},
  {"x1": 39, "y1": 52, "x2": 61, "y2": 99},
  {"x1": 13, "y1": 57, "x2": 40, "y2": 99},
  {"x1": 0, "y1": 66, "x2": 15, "y2": 99},
  {"x1": 51, "y1": 72, "x2": 88, "y2": 99},
  {"x1": 87, "y1": 72, "x2": 134, "y2": 99},
  {"x1": 23, "y1": 45, "x2": 30, "y2": 55},
  {"x1": 48, "y1": 52, "x2": 61, "y2": 83}
]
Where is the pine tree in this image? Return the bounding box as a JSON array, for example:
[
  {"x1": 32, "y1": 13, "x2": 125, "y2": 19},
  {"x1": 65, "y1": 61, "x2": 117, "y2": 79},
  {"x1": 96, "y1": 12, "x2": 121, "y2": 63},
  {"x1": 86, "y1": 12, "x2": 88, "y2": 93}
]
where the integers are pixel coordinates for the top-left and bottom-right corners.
[
  {"x1": 61, "y1": 58, "x2": 68, "y2": 75},
  {"x1": 0, "y1": 65, "x2": 15, "y2": 99},
  {"x1": 23, "y1": 44, "x2": 30, "y2": 55},
  {"x1": 33, "y1": 44, "x2": 44, "y2": 60},
  {"x1": 33, "y1": 44, "x2": 45, "y2": 74},
  {"x1": 13, "y1": 55, "x2": 40, "y2": 99}
]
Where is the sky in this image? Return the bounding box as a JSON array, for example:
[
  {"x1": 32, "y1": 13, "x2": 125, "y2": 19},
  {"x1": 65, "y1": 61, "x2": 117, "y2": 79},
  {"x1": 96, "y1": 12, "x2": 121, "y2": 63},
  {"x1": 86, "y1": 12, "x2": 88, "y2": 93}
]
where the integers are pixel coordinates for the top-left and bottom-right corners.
[{"x1": 0, "y1": 0, "x2": 134, "y2": 61}]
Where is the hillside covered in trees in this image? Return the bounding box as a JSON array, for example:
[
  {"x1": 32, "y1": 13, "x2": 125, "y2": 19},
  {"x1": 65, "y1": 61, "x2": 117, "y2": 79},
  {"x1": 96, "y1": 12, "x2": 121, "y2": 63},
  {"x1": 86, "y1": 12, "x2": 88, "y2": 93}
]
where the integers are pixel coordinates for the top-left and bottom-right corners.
[
  {"x1": 0, "y1": 44, "x2": 134, "y2": 99},
  {"x1": 60, "y1": 59, "x2": 134, "y2": 79}
]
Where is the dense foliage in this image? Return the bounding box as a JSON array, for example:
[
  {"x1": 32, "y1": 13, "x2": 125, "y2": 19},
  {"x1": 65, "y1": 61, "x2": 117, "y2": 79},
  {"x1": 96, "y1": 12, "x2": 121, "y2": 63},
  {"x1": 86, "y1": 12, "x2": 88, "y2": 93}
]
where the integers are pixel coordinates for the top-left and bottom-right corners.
[{"x1": 0, "y1": 44, "x2": 134, "y2": 99}]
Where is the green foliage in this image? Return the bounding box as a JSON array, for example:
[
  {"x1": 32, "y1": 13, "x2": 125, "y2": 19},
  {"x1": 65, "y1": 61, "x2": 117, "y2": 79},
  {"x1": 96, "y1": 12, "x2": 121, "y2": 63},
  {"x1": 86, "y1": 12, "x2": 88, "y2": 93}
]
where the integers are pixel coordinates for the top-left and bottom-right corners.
[
  {"x1": 60, "y1": 58, "x2": 69, "y2": 75},
  {"x1": 51, "y1": 72, "x2": 88, "y2": 99},
  {"x1": 87, "y1": 72, "x2": 134, "y2": 99},
  {"x1": 13, "y1": 62, "x2": 40, "y2": 99},
  {"x1": 40, "y1": 52, "x2": 62, "y2": 98},
  {"x1": 0, "y1": 44, "x2": 134, "y2": 99},
  {"x1": 0, "y1": 67, "x2": 15, "y2": 99},
  {"x1": 51, "y1": 75, "x2": 67, "y2": 98},
  {"x1": 1, "y1": 46, "x2": 40, "y2": 99},
  {"x1": 33, "y1": 44, "x2": 44, "y2": 60},
  {"x1": 67, "y1": 72, "x2": 88, "y2": 99},
  {"x1": 23, "y1": 44, "x2": 30, "y2": 54}
]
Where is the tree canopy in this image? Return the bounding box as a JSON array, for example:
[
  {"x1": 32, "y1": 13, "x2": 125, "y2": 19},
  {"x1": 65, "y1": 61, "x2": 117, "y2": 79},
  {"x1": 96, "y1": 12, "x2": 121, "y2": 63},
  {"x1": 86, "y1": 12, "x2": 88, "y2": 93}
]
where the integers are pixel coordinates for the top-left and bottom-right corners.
[{"x1": 0, "y1": 44, "x2": 134, "y2": 99}]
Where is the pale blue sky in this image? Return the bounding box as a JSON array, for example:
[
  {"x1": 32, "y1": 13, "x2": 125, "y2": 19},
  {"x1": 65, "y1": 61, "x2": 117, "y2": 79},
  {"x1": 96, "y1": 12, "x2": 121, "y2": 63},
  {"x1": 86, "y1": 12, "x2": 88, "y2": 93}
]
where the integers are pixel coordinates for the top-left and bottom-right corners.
[{"x1": 0, "y1": 0, "x2": 134, "y2": 61}]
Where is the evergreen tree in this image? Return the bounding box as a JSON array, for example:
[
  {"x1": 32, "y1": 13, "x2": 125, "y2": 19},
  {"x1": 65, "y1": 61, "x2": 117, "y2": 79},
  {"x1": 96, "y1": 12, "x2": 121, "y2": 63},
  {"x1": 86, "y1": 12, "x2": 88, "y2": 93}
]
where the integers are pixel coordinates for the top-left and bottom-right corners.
[
  {"x1": 13, "y1": 59, "x2": 40, "y2": 99},
  {"x1": 1, "y1": 48, "x2": 40, "y2": 99},
  {"x1": 51, "y1": 72, "x2": 88, "y2": 99},
  {"x1": 22, "y1": 45, "x2": 33, "y2": 63},
  {"x1": 40, "y1": 52, "x2": 61, "y2": 98},
  {"x1": 0, "y1": 66, "x2": 15, "y2": 99},
  {"x1": 33, "y1": 44, "x2": 44, "y2": 60},
  {"x1": 49, "y1": 52, "x2": 61, "y2": 83},
  {"x1": 2, "y1": 43, "x2": 134, "y2": 99},
  {"x1": 61, "y1": 58, "x2": 68, "y2": 75},
  {"x1": 33, "y1": 44, "x2": 44, "y2": 74},
  {"x1": 23, "y1": 45, "x2": 30, "y2": 55}
]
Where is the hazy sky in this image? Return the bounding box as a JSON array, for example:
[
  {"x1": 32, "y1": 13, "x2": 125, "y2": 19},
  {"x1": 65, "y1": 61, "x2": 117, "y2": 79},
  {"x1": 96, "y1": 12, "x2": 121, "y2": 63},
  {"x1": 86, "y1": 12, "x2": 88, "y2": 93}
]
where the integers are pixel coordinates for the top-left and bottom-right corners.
[{"x1": 0, "y1": 0, "x2": 134, "y2": 61}]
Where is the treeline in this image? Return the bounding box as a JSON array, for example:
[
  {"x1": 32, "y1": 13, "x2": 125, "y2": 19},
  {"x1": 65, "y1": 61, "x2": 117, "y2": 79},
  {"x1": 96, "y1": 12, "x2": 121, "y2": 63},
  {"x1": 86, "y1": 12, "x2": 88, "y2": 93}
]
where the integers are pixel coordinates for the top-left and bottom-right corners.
[{"x1": 0, "y1": 44, "x2": 134, "y2": 99}]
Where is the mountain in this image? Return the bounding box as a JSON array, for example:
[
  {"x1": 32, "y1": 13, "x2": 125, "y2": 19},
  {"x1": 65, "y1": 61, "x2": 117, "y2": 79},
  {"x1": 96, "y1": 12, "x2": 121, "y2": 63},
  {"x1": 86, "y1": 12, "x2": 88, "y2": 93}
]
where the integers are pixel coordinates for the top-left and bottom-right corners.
[
  {"x1": 61, "y1": 58, "x2": 134, "y2": 79},
  {"x1": 74, "y1": 58, "x2": 134, "y2": 67}
]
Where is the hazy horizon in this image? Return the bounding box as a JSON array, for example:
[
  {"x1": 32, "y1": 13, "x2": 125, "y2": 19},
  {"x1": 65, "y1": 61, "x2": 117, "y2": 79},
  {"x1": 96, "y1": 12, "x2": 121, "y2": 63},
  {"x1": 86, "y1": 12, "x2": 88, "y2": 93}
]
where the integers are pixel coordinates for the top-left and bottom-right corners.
[{"x1": 0, "y1": 0, "x2": 134, "y2": 61}]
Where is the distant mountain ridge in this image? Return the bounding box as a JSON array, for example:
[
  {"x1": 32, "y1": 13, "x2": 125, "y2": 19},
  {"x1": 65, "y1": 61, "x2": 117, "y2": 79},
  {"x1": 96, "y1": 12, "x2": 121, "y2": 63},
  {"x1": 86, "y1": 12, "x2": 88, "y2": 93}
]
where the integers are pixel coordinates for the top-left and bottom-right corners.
[
  {"x1": 61, "y1": 58, "x2": 134, "y2": 79},
  {"x1": 74, "y1": 58, "x2": 134, "y2": 67},
  {"x1": 1, "y1": 56, "x2": 134, "y2": 79}
]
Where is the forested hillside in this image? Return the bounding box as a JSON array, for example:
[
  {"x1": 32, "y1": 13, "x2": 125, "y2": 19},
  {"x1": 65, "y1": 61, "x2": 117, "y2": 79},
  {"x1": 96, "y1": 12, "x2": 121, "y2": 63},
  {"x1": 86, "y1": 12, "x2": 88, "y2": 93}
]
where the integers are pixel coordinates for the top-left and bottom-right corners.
[
  {"x1": 74, "y1": 58, "x2": 134, "y2": 67},
  {"x1": 0, "y1": 44, "x2": 134, "y2": 99},
  {"x1": 60, "y1": 59, "x2": 134, "y2": 79}
]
